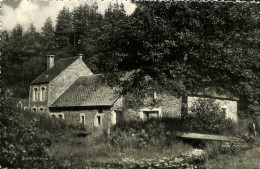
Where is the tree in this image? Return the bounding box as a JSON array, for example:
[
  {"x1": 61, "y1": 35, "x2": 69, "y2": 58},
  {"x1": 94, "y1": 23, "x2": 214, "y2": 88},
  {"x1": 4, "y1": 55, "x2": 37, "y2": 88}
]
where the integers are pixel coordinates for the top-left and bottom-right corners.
[
  {"x1": 41, "y1": 17, "x2": 56, "y2": 53},
  {"x1": 55, "y1": 7, "x2": 73, "y2": 47},
  {"x1": 184, "y1": 98, "x2": 233, "y2": 134},
  {"x1": 97, "y1": 2, "x2": 260, "y2": 116}
]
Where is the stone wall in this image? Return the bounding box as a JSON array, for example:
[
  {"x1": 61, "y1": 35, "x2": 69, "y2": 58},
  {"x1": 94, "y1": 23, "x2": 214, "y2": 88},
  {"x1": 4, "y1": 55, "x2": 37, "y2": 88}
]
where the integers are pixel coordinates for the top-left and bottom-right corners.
[
  {"x1": 134, "y1": 93, "x2": 182, "y2": 120},
  {"x1": 50, "y1": 109, "x2": 113, "y2": 130},
  {"x1": 187, "y1": 96, "x2": 238, "y2": 121},
  {"x1": 160, "y1": 93, "x2": 182, "y2": 118},
  {"x1": 48, "y1": 58, "x2": 93, "y2": 107}
]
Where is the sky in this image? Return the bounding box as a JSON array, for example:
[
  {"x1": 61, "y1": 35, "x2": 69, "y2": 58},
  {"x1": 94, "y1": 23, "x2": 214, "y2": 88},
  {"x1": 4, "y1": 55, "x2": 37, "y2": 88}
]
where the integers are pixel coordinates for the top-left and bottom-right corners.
[{"x1": 2, "y1": 0, "x2": 136, "y2": 32}]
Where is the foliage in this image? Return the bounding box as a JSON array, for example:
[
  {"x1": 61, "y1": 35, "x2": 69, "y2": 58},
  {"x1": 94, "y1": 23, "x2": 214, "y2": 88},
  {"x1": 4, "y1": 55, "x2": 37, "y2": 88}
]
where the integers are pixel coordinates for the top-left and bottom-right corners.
[
  {"x1": 1, "y1": 2, "x2": 259, "y2": 117},
  {"x1": 0, "y1": 97, "x2": 84, "y2": 168},
  {"x1": 183, "y1": 98, "x2": 233, "y2": 134},
  {"x1": 0, "y1": 98, "x2": 52, "y2": 168}
]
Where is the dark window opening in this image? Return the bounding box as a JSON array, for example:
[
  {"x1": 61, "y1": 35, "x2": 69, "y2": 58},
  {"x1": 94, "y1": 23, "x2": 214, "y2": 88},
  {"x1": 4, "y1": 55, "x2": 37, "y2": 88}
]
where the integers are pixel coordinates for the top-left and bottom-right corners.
[
  {"x1": 32, "y1": 108, "x2": 36, "y2": 112},
  {"x1": 222, "y1": 108, "x2": 227, "y2": 114},
  {"x1": 143, "y1": 111, "x2": 159, "y2": 120},
  {"x1": 81, "y1": 116, "x2": 85, "y2": 125},
  {"x1": 34, "y1": 88, "x2": 38, "y2": 101},
  {"x1": 40, "y1": 108, "x2": 44, "y2": 112},
  {"x1": 97, "y1": 116, "x2": 101, "y2": 125},
  {"x1": 59, "y1": 114, "x2": 63, "y2": 119}
]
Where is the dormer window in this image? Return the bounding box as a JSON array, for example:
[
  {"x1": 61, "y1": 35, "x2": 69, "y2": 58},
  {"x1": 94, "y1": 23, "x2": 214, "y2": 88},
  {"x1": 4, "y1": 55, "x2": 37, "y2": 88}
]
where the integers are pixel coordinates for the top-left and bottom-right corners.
[{"x1": 44, "y1": 75, "x2": 48, "y2": 78}]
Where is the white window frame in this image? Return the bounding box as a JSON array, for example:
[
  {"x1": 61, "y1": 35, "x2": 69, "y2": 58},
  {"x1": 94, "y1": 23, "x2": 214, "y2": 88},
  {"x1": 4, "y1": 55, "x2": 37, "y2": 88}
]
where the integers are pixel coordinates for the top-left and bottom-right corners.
[
  {"x1": 139, "y1": 107, "x2": 162, "y2": 120},
  {"x1": 111, "y1": 110, "x2": 117, "y2": 125},
  {"x1": 33, "y1": 87, "x2": 39, "y2": 101},
  {"x1": 40, "y1": 86, "x2": 47, "y2": 101},
  {"x1": 80, "y1": 113, "x2": 86, "y2": 125},
  {"x1": 94, "y1": 112, "x2": 104, "y2": 127}
]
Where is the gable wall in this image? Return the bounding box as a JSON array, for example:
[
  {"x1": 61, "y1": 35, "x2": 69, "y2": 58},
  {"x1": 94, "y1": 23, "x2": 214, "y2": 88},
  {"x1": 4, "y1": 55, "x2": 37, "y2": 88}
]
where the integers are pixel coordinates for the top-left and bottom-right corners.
[
  {"x1": 47, "y1": 59, "x2": 93, "y2": 108},
  {"x1": 28, "y1": 83, "x2": 49, "y2": 113}
]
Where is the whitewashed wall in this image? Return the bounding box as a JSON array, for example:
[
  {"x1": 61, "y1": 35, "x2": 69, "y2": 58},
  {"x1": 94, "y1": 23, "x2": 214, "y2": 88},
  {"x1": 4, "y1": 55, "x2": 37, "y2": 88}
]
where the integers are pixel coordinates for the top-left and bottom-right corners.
[{"x1": 187, "y1": 96, "x2": 238, "y2": 121}]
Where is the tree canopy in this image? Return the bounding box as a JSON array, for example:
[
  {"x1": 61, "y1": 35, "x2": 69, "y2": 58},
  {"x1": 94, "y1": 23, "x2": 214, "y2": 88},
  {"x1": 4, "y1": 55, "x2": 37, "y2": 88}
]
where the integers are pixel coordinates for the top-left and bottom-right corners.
[{"x1": 2, "y1": 2, "x2": 259, "y2": 117}]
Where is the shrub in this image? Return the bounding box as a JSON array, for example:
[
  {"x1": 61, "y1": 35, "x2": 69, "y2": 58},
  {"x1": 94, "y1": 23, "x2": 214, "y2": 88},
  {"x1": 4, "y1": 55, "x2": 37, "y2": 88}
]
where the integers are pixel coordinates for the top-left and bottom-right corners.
[
  {"x1": 0, "y1": 99, "x2": 53, "y2": 168},
  {"x1": 183, "y1": 98, "x2": 233, "y2": 134}
]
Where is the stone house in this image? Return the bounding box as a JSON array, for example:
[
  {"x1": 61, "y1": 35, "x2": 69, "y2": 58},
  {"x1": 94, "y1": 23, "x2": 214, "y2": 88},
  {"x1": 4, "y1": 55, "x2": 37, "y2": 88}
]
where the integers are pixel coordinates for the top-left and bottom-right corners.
[
  {"x1": 29, "y1": 54, "x2": 122, "y2": 129},
  {"x1": 29, "y1": 55, "x2": 239, "y2": 130},
  {"x1": 123, "y1": 90, "x2": 238, "y2": 122}
]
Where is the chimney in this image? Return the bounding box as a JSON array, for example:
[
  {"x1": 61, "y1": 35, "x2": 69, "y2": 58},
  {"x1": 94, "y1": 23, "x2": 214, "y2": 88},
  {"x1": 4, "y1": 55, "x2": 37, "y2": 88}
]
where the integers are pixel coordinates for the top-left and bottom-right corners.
[
  {"x1": 78, "y1": 53, "x2": 83, "y2": 60},
  {"x1": 47, "y1": 55, "x2": 55, "y2": 70}
]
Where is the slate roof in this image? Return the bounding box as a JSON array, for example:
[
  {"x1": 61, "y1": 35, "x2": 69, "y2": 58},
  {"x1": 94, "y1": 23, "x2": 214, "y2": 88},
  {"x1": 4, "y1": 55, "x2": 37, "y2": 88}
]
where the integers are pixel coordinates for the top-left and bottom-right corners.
[
  {"x1": 50, "y1": 75, "x2": 119, "y2": 107},
  {"x1": 31, "y1": 56, "x2": 79, "y2": 85}
]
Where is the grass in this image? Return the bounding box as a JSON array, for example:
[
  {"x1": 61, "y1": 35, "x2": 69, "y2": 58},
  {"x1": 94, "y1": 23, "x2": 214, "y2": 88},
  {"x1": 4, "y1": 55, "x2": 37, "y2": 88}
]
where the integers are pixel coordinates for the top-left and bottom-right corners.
[
  {"x1": 204, "y1": 136, "x2": 260, "y2": 169},
  {"x1": 50, "y1": 130, "x2": 193, "y2": 167},
  {"x1": 3, "y1": 98, "x2": 259, "y2": 168}
]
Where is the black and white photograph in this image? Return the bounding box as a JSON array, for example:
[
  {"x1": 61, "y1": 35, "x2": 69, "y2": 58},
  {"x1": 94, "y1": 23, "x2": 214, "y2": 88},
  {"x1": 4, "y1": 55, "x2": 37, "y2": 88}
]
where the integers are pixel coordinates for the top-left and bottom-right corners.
[{"x1": 1, "y1": 0, "x2": 260, "y2": 168}]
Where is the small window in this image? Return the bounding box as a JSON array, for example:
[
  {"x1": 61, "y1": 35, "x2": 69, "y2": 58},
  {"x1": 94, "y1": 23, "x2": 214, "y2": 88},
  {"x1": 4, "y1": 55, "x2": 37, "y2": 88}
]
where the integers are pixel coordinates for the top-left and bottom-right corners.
[
  {"x1": 40, "y1": 108, "x2": 44, "y2": 112},
  {"x1": 41, "y1": 87, "x2": 46, "y2": 101},
  {"x1": 58, "y1": 114, "x2": 63, "y2": 119},
  {"x1": 222, "y1": 108, "x2": 227, "y2": 114},
  {"x1": 33, "y1": 88, "x2": 38, "y2": 101},
  {"x1": 97, "y1": 116, "x2": 101, "y2": 126},
  {"x1": 81, "y1": 116, "x2": 85, "y2": 125},
  {"x1": 44, "y1": 75, "x2": 48, "y2": 78},
  {"x1": 32, "y1": 108, "x2": 36, "y2": 113}
]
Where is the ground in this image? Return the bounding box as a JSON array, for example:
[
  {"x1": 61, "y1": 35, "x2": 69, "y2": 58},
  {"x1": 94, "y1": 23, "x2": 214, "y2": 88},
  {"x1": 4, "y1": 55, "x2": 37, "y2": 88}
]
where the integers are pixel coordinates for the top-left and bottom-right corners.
[
  {"x1": 206, "y1": 146, "x2": 260, "y2": 169},
  {"x1": 50, "y1": 130, "x2": 260, "y2": 168}
]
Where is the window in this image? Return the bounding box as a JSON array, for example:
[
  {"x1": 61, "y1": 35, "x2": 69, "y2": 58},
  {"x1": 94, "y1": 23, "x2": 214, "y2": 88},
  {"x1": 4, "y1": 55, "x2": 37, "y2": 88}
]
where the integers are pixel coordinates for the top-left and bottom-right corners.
[
  {"x1": 58, "y1": 114, "x2": 63, "y2": 119},
  {"x1": 140, "y1": 108, "x2": 162, "y2": 121},
  {"x1": 41, "y1": 87, "x2": 46, "y2": 101},
  {"x1": 32, "y1": 108, "x2": 36, "y2": 113},
  {"x1": 94, "y1": 112, "x2": 103, "y2": 127},
  {"x1": 97, "y1": 116, "x2": 101, "y2": 126},
  {"x1": 39, "y1": 108, "x2": 44, "y2": 113},
  {"x1": 33, "y1": 88, "x2": 38, "y2": 101},
  {"x1": 80, "y1": 113, "x2": 85, "y2": 125},
  {"x1": 222, "y1": 108, "x2": 227, "y2": 115}
]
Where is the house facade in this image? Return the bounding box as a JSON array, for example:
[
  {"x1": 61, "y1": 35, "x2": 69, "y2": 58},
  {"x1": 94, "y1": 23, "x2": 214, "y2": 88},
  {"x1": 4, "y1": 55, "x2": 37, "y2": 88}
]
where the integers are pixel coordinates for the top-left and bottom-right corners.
[
  {"x1": 123, "y1": 91, "x2": 238, "y2": 122},
  {"x1": 29, "y1": 55, "x2": 239, "y2": 130},
  {"x1": 28, "y1": 55, "x2": 122, "y2": 129}
]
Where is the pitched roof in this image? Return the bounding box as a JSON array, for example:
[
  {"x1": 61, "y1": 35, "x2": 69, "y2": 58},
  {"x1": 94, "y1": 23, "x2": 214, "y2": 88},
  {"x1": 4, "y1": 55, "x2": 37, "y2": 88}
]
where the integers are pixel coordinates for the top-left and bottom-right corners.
[
  {"x1": 31, "y1": 56, "x2": 79, "y2": 85},
  {"x1": 50, "y1": 75, "x2": 119, "y2": 107}
]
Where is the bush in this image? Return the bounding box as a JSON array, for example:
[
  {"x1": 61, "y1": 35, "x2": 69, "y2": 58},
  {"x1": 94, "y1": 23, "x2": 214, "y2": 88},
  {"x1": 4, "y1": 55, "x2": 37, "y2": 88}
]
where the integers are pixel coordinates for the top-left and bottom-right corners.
[
  {"x1": 0, "y1": 99, "x2": 53, "y2": 168},
  {"x1": 183, "y1": 98, "x2": 233, "y2": 134}
]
